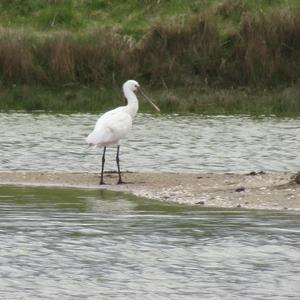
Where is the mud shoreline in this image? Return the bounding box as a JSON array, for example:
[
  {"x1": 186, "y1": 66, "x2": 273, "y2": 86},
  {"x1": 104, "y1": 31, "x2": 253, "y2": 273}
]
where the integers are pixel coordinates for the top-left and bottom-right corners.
[{"x1": 0, "y1": 171, "x2": 299, "y2": 210}]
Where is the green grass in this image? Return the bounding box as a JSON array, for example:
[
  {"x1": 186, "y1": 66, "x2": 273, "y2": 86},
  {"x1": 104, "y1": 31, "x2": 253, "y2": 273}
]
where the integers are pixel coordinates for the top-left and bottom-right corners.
[
  {"x1": 0, "y1": 0, "x2": 299, "y2": 34},
  {"x1": 0, "y1": 0, "x2": 299, "y2": 115},
  {"x1": 1, "y1": 84, "x2": 299, "y2": 117},
  {"x1": 0, "y1": 85, "x2": 121, "y2": 112}
]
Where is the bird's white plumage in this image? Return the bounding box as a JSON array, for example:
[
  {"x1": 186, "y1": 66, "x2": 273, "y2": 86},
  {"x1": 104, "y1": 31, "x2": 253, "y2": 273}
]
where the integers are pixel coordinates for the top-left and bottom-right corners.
[
  {"x1": 86, "y1": 80, "x2": 139, "y2": 147},
  {"x1": 86, "y1": 106, "x2": 132, "y2": 146}
]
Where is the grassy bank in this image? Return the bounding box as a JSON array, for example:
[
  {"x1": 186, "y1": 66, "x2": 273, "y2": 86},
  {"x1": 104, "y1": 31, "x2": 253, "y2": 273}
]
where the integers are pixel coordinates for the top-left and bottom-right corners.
[
  {"x1": 1, "y1": 84, "x2": 299, "y2": 117},
  {"x1": 0, "y1": 0, "x2": 299, "y2": 115}
]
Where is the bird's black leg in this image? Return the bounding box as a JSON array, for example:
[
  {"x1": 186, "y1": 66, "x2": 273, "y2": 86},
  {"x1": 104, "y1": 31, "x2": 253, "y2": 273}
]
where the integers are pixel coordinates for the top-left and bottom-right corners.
[
  {"x1": 100, "y1": 146, "x2": 106, "y2": 185},
  {"x1": 116, "y1": 145, "x2": 124, "y2": 184}
]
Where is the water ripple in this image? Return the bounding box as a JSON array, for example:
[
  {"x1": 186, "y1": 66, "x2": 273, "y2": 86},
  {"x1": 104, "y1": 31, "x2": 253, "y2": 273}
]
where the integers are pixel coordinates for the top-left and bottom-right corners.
[
  {"x1": 0, "y1": 113, "x2": 299, "y2": 173},
  {"x1": 0, "y1": 186, "x2": 299, "y2": 299}
]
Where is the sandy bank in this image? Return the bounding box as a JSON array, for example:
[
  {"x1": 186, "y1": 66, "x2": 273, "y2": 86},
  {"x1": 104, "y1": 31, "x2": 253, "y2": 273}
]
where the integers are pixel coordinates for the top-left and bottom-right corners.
[{"x1": 0, "y1": 171, "x2": 299, "y2": 210}]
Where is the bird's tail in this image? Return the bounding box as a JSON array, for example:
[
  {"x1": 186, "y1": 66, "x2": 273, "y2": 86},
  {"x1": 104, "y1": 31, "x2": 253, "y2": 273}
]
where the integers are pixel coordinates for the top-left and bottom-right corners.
[
  {"x1": 86, "y1": 131, "x2": 100, "y2": 147},
  {"x1": 86, "y1": 132, "x2": 95, "y2": 145}
]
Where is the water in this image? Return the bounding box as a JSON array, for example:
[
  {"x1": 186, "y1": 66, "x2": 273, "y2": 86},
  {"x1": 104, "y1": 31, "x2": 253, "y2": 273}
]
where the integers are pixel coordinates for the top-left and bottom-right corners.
[
  {"x1": 0, "y1": 185, "x2": 299, "y2": 299},
  {"x1": 0, "y1": 113, "x2": 300, "y2": 299},
  {"x1": 0, "y1": 113, "x2": 299, "y2": 173}
]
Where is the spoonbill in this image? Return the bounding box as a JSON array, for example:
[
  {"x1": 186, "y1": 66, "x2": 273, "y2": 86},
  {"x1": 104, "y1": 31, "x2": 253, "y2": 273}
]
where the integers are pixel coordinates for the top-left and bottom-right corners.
[{"x1": 86, "y1": 80, "x2": 160, "y2": 185}]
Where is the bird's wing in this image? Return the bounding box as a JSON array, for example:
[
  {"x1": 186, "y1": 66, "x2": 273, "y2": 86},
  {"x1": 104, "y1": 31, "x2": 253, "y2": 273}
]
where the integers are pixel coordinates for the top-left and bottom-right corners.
[
  {"x1": 87, "y1": 107, "x2": 132, "y2": 146},
  {"x1": 94, "y1": 106, "x2": 125, "y2": 129}
]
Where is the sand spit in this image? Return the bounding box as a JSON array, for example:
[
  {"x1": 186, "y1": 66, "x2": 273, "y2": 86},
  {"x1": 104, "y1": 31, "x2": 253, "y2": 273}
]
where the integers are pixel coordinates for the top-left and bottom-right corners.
[{"x1": 0, "y1": 171, "x2": 299, "y2": 210}]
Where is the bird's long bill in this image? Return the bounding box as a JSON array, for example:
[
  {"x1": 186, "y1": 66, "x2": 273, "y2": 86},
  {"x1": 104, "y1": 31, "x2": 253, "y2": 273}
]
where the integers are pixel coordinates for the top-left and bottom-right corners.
[{"x1": 139, "y1": 87, "x2": 160, "y2": 113}]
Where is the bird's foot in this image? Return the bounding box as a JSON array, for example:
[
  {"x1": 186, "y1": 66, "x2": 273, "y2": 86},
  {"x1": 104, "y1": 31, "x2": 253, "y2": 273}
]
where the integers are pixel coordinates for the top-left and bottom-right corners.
[
  {"x1": 99, "y1": 181, "x2": 106, "y2": 185},
  {"x1": 117, "y1": 179, "x2": 126, "y2": 185}
]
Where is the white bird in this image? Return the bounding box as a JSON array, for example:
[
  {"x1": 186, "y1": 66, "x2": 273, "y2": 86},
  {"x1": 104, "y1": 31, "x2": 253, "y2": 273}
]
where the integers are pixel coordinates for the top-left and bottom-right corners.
[{"x1": 86, "y1": 79, "x2": 160, "y2": 185}]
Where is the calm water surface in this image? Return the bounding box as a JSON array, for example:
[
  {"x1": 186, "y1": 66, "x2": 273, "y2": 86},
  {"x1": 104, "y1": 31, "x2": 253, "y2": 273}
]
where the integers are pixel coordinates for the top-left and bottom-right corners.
[
  {"x1": 0, "y1": 186, "x2": 299, "y2": 299},
  {"x1": 0, "y1": 113, "x2": 300, "y2": 299},
  {"x1": 0, "y1": 113, "x2": 299, "y2": 173}
]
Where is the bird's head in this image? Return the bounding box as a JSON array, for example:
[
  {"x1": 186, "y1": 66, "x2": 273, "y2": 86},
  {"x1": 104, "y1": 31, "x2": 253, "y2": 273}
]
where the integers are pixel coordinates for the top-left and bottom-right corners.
[
  {"x1": 123, "y1": 79, "x2": 160, "y2": 113},
  {"x1": 123, "y1": 80, "x2": 140, "y2": 92}
]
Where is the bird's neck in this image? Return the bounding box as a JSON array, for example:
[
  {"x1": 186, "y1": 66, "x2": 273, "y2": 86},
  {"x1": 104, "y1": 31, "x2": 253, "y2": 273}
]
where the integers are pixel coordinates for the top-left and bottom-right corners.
[{"x1": 124, "y1": 87, "x2": 139, "y2": 118}]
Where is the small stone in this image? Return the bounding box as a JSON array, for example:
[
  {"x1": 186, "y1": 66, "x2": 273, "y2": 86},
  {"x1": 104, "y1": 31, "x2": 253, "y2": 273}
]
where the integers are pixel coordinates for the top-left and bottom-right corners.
[
  {"x1": 246, "y1": 171, "x2": 265, "y2": 176},
  {"x1": 293, "y1": 172, "x2": 300, "y2": 184},
  {"x1": 236, "y1": 204, "x2": 242, "y2": 208},
  {"x1": 196, "y1": 201, "x2": 205, "y2": 205},
  {"x1": 247, "y1": 171, "x2": 257, "y2": 176},
  {"x1": 235, "y1": 187, "x2": 245, "y2": 192}
]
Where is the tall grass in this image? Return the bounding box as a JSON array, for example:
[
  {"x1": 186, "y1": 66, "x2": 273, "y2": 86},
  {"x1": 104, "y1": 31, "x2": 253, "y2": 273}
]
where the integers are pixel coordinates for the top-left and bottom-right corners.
[
  {"x1": 0, "y1": 28, "x2": 129, "y2": 85},
  {"x1": 0, "y1": 1, "x2": 299, "y2": 114},
  {"x1": 231, "y1": 6, "x2": 300, "y2": 86},
  {"x1": 126, "y1": 15, "x2": 221, "y2": 86},
  {"x1": 0, "y1": 29, "x2": 35, "y2": 83},
  {"x1": 0, "y1": 5, "x2": 299, "y2": 88}
]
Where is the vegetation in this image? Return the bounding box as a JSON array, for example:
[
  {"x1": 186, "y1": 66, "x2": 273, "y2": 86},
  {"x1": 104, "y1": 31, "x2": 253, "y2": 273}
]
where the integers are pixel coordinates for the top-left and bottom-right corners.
[
  {"x1": 1, "y1": 84, "x2": 299, "y2": 116},
  {"x1": 0, "y1": 0, "x2": 299, "y2": 115}
]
